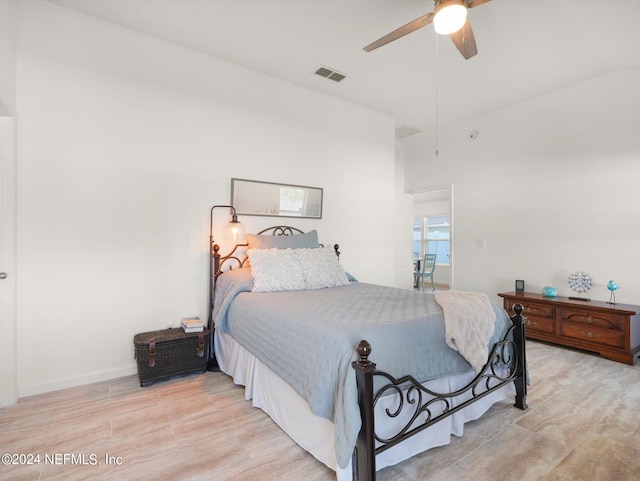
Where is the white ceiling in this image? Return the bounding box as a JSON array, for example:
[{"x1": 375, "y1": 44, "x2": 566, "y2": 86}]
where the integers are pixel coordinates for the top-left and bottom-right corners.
[{"x1": 49, "y1": 0, "x2": 640, "y2": 137}]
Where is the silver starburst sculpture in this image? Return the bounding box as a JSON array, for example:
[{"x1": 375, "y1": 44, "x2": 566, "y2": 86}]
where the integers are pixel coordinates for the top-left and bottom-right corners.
[{"x1": 568, "y1": 271, "x2": 592, "y2": 300}]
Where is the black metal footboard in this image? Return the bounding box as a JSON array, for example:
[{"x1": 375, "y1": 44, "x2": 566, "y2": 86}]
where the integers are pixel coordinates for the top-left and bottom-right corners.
[{"x1": 351, "y1": 304, "x2": 528, "y2": 481}]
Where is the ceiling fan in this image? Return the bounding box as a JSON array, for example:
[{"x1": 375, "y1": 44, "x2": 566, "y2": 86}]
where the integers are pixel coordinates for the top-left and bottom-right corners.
[{"x1": 363, "y1": 0, "x2": 492, "y2": 60}]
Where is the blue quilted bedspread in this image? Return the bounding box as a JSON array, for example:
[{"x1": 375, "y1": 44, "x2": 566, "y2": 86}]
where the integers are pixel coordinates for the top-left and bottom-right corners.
[{"x1": 212, "y1": 268, "x2": 511, "y2": 469}]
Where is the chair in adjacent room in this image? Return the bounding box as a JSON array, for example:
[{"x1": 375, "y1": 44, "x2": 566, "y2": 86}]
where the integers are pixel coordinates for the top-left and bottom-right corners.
[{"x1": 414, "y1": 254, "x2": 437, "y2": 291}]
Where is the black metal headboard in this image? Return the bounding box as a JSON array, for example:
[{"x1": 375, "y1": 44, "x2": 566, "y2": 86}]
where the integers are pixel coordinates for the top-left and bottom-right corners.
[
  {"x1": 211, "y1": 225, "x2": 303, "y2": 277},
  {"x1": 208, "y1": 225, "x2": 306, "y2": 320}
]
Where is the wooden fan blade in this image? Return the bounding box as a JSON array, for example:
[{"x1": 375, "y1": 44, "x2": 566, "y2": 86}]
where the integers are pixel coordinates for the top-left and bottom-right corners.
[
  {"x1": 364, "y1": 13, "x2": 434, "y2": 52},
  {"x1": 467, "y1": 0, "x2": 492, "y2": 8},
  {"x1": 449, "y1": 19, "x2": 478, "y2": 59}
]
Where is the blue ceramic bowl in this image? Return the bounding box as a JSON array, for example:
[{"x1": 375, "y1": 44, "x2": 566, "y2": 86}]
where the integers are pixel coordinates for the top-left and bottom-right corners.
[{"x1": 542, "y1": 286, "x2": 557, "y2": 297}]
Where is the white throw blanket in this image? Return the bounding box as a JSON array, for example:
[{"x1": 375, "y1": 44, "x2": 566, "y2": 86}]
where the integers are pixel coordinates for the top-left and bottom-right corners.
[{"x1": 434, "y1": 290, "x2": 496, "y2": 372}]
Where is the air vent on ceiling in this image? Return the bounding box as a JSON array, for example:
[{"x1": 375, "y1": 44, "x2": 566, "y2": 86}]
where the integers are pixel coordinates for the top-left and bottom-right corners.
[
  {"x1": 314, "y1": 66, "x2": 346, "y2": 83},
  {"x1": 395, "y1": 125, "x2": 422, "y2": 139}
]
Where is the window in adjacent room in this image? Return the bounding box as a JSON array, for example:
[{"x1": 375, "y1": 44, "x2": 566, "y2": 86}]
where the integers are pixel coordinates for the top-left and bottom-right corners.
[{"x1": 413, "y1": 215, "x2": 450, "y2": 266}]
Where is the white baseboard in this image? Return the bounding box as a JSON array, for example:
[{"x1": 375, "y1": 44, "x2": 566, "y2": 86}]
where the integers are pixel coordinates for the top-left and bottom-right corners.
[{"x1": 18, "y1": 365, "x2": 138, "y2": 399}]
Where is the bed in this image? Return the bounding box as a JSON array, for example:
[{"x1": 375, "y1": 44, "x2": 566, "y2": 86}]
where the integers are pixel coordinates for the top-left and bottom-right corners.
[{"x1": 207, "y1": 226, "x2": 528, "y2": 481}]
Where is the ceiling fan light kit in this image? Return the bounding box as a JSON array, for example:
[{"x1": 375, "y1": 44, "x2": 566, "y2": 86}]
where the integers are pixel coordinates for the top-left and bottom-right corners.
[
  {"x1": 433, "y1": 0, "x2": 468, "y2": 35},
  {"x1": 363, "y1": 0, "x2": 491, "y2": 60}
]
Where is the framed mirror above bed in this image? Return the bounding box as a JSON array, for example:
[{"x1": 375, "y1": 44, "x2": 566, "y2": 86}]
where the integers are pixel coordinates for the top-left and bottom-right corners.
[{"x1": 231, "y1": 178, "x2": 323, "y2": 219}]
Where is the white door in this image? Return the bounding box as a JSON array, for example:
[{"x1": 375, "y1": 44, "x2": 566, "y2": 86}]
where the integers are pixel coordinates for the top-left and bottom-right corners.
[{"x1": 0, "y1": 116, "x2": 17, "y2": 406}]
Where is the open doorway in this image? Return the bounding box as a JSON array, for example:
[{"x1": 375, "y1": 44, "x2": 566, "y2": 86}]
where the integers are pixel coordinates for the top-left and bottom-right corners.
[{"x1": 412, "y1": 186, "x2": 452, "y2": 291}]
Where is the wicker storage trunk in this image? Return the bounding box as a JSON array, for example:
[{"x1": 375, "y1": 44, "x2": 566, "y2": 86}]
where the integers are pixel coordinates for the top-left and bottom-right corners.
[{"x1": 133, "y1": 328, "x2": 210, "y2": 386}]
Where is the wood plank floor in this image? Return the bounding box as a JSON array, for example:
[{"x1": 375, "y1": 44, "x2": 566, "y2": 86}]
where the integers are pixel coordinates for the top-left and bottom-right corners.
[{"x1": 1, "y1": 340, "x2": 639, "y2": 480}]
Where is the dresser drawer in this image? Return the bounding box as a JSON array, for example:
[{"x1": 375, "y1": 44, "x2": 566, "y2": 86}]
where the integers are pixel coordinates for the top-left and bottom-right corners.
[
  {"x1": 559, "y1": 308, "x2": 624, "y2": 330},
  {"x1": 523, "y1": 316, "x2": 555, "y2": 335},
  {"x1": 523, "y1": 302, "x2": 555, "y2": 320},
  {"x1": 559, "y1": 322, "x2": 625, "y2": 348},
  {"x1": 503, "y1": 298, "x2": 556, "y2": 335},
  {"x1": 505, "y1": 299, "x2": 555, "y2": 320}
]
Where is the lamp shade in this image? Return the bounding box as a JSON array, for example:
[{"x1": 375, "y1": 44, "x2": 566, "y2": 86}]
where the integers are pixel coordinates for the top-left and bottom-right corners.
[
  {"x1": 225, "y1": 216, "x2": 245, "y2": 241},
  {"x1": 433, "y1": 1, "x2": 468, "y2": 35},
  {"x1": 210, "y1": 204, "x2": 245, "y2": 243}
]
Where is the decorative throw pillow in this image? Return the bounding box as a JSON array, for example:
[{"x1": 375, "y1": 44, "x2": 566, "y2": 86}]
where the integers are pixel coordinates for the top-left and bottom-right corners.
[
  {"x1": 247, "y1": 246, "x2": 350, "y2": 292},
  {"x1": 246, "y1": 230, "x2": 319, "y2": 250},
  {"x1": 247, "y1": 248, "x2": 305, "y2": 292},
  {"x1": 298, "y1": 246, "x2": 350, "y2": 289}
]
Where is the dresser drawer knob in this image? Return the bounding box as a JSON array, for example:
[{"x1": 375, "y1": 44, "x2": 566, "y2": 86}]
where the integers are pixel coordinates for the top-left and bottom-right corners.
[
  {"x1": 581, "y1": 331, "x2": 601, "y2": 339},
  {"x1": 585, "y1": 315, "x2": 598, "y2": 324}
]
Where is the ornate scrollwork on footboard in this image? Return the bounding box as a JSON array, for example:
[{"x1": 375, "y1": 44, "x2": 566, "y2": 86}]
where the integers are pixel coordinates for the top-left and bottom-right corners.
[
  {"x1": 370, "y1": 328, "x2": 519, "y2": 451},
  {"x1": 352, "y1": 303, "x2": 527, "y2": 481}
]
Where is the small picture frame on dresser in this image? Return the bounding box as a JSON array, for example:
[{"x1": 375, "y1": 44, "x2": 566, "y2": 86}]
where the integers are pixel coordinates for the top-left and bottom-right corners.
[{"x1": 515, "y1": 280, "x2": 525, "y2": 292}]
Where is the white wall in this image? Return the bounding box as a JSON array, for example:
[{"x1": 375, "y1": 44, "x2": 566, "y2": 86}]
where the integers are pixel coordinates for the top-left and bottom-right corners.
[
  {"x1": 0, "y1": 0, "x2": 16, "y2": 116},
  {"x1": 405, "y1": 69, "x2": 640, "y2": 306},
  {"x1": 394, "y1": 141, "x2": 414, "y2": 289},
  {"x1": 15, "y1": 1, "x2": 397, "y2": 397}
]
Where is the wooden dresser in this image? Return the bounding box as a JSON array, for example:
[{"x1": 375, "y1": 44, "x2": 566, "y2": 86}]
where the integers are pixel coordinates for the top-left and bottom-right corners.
[{"x1": 498, "y1": 292, "x2": 640, "y2": 365}]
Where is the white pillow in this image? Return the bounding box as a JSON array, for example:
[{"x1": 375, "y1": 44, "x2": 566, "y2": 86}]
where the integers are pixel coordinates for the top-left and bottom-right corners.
[
  {"x1": 298, "y1": 246, "x2": 350, "y2": 289},
  {"x1": 247, "y1": 246, "x2": 349, "y2": 292},
  {"x1": 247, "y1": 248, "x2": 306, "y2": 293}
]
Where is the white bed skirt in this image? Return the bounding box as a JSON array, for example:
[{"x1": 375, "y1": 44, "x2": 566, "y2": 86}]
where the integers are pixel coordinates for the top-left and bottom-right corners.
[{"x1": 215, "y1": 330, "x2": 513, "y2": 481}]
